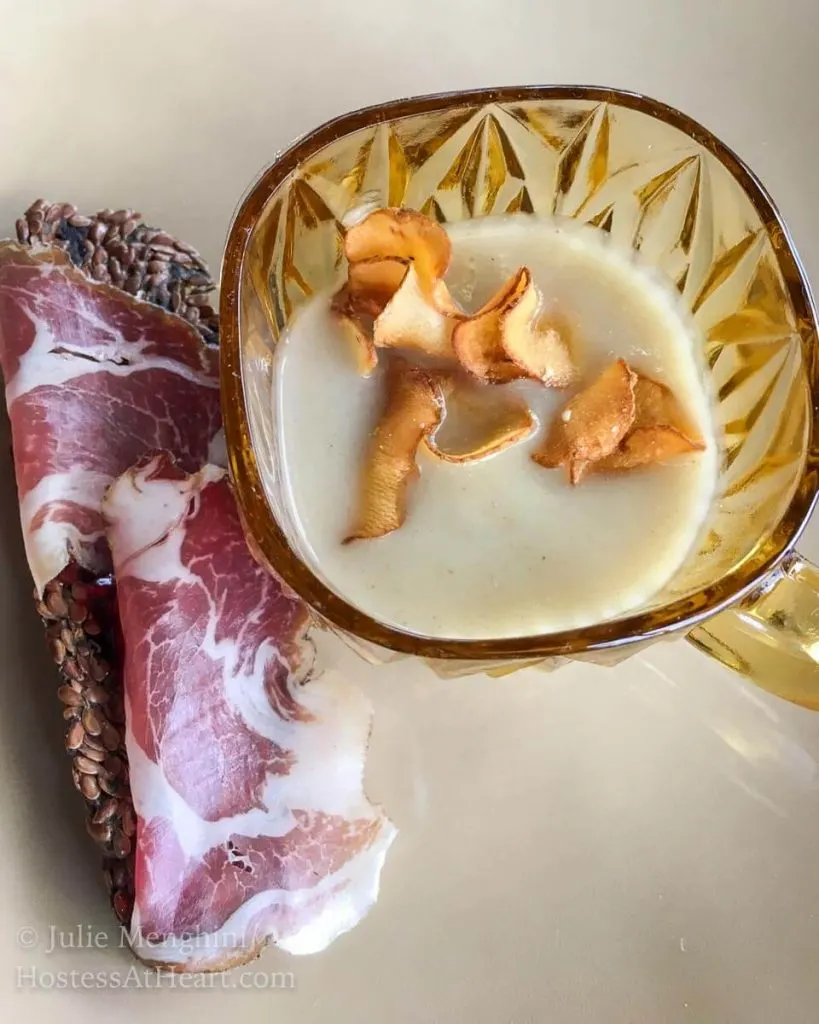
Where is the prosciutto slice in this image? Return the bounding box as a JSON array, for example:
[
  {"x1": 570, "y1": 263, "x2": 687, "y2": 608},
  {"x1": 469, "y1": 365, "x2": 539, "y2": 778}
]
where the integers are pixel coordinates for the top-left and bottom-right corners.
[
  {"x1": 104, "y1": 454, "x2": 395, "y2": 969},
  {"x1": 0, "y1": 223, "x2": 395, "y2": 971},
  {"x1": 0, "y1": 243, "x2": 221, "y2": 594}
]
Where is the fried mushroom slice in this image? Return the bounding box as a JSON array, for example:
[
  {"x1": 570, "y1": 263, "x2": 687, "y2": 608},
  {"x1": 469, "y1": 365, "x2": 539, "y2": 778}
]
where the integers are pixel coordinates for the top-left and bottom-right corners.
[
  {"x1": 632, "y1": 375, "x2": 701, "y2": 438},
  {"x1": 596, "y1": 374, "x2": 705, "y2": 471},
  {"x1": 599, "y1": 425, "x2": 704, "y2": 471},
  {"x1": 331, "y1": 258, "x2": 410, "y2": 376},
  {"x1": 500, "y1": 270, "x2": 576, "y2": 387},
  {"x1": 344, "y1": 359, "x2": 445, "y2": 542},
  {"x1": 373, "y1": 263, "x2": 463, "y2": 360},
  {"x1": 344, "y1": 208, "x2": 452, "y2": 281},
  {"x1": 532, "y1": 359, "x2": 637, "y2": 484},
  {"x1": 452, "y1": 268, "x2": 575, "y2": 385},
  {"x1": 337, "y1": 257, "x2": 411, "y2": 319},
  {"x1": 334, "y1": 310, "x2": 378, "y2": 377},
  {"x1": 333, "y1": 208, "x2": 461, "y2": 371},
  {"x1": 452, "y1": 270, "x2": 529, "y2": 383},
  {"x1": 424, "y1": 381, "x2": 536, "y2": 463}
]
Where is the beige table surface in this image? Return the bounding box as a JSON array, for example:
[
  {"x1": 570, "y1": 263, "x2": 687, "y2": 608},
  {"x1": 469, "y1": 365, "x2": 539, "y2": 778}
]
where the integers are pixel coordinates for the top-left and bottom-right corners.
[{"x1": 2, "y1": 1, "x2": 819, "y2": 1021}]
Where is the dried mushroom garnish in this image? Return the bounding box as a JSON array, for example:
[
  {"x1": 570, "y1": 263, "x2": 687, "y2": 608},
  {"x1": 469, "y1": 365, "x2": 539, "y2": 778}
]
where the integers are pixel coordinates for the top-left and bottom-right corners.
[
  {"x1": 336, "y1": 256, "x2": 410, "y2": 319},
  {"x1": 331, "y1": 209, "x2": 588, "y2": 533},
  {"x1": 501, "y1": 271, "x2": 577, "y2": 387},
  {"x1": 335, "y1": 210, "x2": 575, "y2": 391},
  {"x1": 600, "y1": 425, "x2": 703, "y2": 470},
  {"x1": 451, "y1": 269, "x2": 528, "y2": 382},
  {"x1": 335, "y1": 210, "x2": 463, "y2": 370},
  {"x1": 632, "y1": 375, "x2": 702, "y2": 439},
  {"x1": 345, "y1": 359, "x2": 445, "y2": 542},
  {"x1": 452, "y1": 268, "x2": 575, "y2": 385},
  {"x1": 331, "y1": 208, "x2": 706, "y2": 533},
  {"x1": 596, "y1": 374, "x2": 705, "y2": 471},
  {"x1": 424, "y1": 381, "x2": 536, "y2": 463},
  {"x1": 336, "y1": 310, "x2": 378, "y2": 377},
  {"x1": 533, "y1": 360, "x2": 706, "y2": 483},
  {"x1": 344, "y1": 207, "x2": 452, "y2": 281},
  {"x1": 373, "y1": 263, "x2": 462, "y2": 360},
  {"x1": 532, "y1": 359, "x2": 637, "y2": 484}
]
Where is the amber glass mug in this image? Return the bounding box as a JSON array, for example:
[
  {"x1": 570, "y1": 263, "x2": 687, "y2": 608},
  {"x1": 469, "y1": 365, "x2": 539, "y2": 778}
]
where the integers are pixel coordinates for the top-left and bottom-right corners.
[{"x1": 221, "y1": 86, "x2": 819, "y2": 708}]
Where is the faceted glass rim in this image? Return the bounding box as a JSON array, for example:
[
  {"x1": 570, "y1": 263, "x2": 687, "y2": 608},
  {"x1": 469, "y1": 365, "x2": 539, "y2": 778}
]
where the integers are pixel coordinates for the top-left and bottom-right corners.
[{"x1": 220, "y1": 84, "x2": 819, "y2": 660}]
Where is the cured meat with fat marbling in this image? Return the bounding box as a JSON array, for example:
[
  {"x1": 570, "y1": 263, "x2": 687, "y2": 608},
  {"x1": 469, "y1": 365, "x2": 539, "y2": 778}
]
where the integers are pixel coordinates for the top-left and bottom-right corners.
[
  {"x1": 0, "y1": 243, "x2": 221, "y2": 594},
  {"x1": 104, "y1": 454, "x2": 395, "y2": 969}
]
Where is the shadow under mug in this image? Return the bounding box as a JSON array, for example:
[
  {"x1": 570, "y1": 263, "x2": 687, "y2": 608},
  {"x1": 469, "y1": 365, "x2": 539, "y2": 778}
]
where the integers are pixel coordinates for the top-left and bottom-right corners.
[{"x1": 220, "y1": 85, "x2": 819, "y2": 709}]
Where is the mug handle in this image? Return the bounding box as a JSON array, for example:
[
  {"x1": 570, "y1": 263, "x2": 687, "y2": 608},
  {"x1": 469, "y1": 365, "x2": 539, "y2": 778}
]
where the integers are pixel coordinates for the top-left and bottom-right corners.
[{"x1": 687, "y1": 552, "x2": 819, "y2": 710}]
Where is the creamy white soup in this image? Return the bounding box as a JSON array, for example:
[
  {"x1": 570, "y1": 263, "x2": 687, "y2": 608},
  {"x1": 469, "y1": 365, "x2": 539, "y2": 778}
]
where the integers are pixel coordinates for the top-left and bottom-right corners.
[{"x1": 271, "y1": 216, "x2": 718, "y2": 639}]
